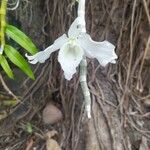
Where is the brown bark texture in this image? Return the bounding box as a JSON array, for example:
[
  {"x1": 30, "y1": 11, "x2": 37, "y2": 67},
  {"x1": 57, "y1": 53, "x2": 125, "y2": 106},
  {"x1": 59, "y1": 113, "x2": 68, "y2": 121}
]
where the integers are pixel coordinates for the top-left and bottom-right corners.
[{"x1": 0, "y1": 0, "x2": 150, "y2": 150}]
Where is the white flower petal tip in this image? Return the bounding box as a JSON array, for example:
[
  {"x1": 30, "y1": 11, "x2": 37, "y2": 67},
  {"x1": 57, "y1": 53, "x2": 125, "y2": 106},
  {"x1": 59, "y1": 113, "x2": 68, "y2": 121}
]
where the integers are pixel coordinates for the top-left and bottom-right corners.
[
  {"x1": 58, "y1": 42, "x2": 84, "y2": 80},
  {"x1": 29, "y1": 59, "x2": 38, "y2": 64},
  {"x1": 111, "y1": 59, "x2": 117, "y2": 64},
  {"x1": 25, "y1": 53, "x2": 34, "y2": 60},
  {"x1": 25, "y1": 51, "x2": 49, "y2": 64},
  {"x1": 96, "y1": 41, "x2": 118, "y2": 66},
  {"x1": 64, "y1": 72, "x2": 74, "y2": 81},
  {"x1": 25, "y1": 53, "x2": 38, "y2": 64}
]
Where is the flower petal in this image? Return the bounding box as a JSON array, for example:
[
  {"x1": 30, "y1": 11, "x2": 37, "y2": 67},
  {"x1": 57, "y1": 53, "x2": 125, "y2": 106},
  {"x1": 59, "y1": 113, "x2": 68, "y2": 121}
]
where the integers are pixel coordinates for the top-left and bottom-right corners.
[
  {"x1": 78, "y1": 33, "x2": 118, "y2": 66},
  {"x1": 58, "y1": 42, "x2": 84, "y2": 80},
  {"x1": 26, "y1": 34, "x2": 68, "y2": 64},
  {"x1": 68, "y1": 17, "x2": 86, "y2": 38}
]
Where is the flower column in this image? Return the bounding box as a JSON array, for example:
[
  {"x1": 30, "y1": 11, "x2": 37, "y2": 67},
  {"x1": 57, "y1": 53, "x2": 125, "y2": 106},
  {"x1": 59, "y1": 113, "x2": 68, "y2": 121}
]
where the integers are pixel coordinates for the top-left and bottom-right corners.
[{"x1": 78, "y1": 0, "x2": 91, "y2": 118}]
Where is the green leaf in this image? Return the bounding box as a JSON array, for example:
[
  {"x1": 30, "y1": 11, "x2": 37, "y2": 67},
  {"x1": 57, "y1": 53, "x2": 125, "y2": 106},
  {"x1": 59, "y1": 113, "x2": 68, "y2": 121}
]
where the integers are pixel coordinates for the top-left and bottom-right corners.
[
  {"x1": 5, "y1": 24, "x2": 38, "y2": 55},
  {"x1": 2, "y1": 99, "x2": 19, "y2": 107},
  {"x1": 4, "y1": 45, "x2": 35, "y2": 79},
  {"x1": 0, "y1": 55, "x2": 14, "y2": 79},
  {"x1": 26, "y1": 122, "x2": 33, "y2": 134}
]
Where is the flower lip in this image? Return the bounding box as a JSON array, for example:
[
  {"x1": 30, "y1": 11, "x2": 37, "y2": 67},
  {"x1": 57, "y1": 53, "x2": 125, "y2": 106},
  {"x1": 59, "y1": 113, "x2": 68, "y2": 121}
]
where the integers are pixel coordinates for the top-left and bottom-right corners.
[
  {"x1": 68, "y1": 37, "x2": 77, "y2": 46},
  {"x1": 58, "y1": 41, "x2": 84, "y2": 80}
]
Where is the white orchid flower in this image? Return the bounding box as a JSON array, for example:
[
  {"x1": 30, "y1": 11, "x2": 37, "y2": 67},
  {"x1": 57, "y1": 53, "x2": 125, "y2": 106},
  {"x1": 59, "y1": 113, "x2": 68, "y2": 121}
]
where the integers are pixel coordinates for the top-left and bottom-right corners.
[{"x1": 26, "y1": 17, "x2": 117, "y2": 80}]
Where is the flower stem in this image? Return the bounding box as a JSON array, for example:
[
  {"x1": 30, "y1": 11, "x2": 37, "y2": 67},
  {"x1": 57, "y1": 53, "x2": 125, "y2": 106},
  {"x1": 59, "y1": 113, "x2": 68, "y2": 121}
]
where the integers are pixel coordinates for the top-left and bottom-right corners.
[
  {"x1": 78, "y1": 0, "x2": 91, "y2": 118},
  {"x1": 0, "y1": 0, "x2": 8, "y2": 54},
  {"x1": 78, "y1": 0, "x2": 85, "y2": 19},
  {"x1": 79, "y1": 57, "x2": 91, "y2": 118}
]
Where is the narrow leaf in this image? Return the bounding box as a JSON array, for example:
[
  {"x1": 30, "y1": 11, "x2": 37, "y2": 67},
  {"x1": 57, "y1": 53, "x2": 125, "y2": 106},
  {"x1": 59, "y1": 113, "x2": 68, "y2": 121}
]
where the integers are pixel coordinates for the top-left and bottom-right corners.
[
  {"x1": 4, "y1": 45, "x2": 35, "y2": 79},
  {"x1": 5, "y1": 24, "x2": 38, "y2": 55},
  {"x1": 0, "y1": 55, "x2": 14, "y2": 79},
  {"x1": 2, "y1": 99, "x2": 19, "y2": 107}
]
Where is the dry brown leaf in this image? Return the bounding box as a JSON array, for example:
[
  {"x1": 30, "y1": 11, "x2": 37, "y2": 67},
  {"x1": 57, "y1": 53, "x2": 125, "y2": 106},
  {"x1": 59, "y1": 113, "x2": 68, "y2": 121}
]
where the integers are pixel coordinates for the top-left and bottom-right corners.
[
  {"x1": 25, "y1": 138, "x2": 34, "y2": 150},
  {"x1": 45, "y1": 130, "x2": 61, "y2": 150},
  {"x1": 46, "y1": 139, "x2": 61, "y2": 150}
]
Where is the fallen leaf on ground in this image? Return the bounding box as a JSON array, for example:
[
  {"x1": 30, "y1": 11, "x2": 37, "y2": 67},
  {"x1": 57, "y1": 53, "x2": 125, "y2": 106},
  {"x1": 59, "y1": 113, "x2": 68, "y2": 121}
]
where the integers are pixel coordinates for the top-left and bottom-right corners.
[
  {"x1": 25, "y1": 137, "x2": 34, "y2": 150},
  {"x1": 45, "y1": 130, "x2": 61, "y2": 150}
]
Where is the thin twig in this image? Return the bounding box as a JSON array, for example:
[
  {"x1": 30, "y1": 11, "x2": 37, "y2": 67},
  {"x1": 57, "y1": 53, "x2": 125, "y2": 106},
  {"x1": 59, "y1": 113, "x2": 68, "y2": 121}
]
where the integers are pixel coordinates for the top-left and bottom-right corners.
[
  {"x1": 7, "y1": 0, "x2": 20, "y2": 10},
  {"x1": 0, "y1": 73, "x2": 20, "y2": 102},
  {"x1": 136, "y1": 37, "x2": 150, "y2": 91},
  {"x1": 142, "y1": 0, "x2": 150, "y2": 25}
]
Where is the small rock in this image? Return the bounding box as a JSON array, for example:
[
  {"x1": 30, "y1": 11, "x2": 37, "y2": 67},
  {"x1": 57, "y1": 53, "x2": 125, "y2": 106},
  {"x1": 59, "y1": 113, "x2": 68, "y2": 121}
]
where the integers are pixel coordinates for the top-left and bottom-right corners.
[{"x1": 42, "y1": 103, "x2": 63, "y2": 124}]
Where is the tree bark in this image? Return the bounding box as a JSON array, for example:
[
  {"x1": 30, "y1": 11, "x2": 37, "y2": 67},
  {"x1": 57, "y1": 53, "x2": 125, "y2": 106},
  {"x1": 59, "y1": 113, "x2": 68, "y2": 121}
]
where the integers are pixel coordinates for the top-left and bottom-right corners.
[{"x1": 0, "y1": 0, "x2": 149, "y2": 149}]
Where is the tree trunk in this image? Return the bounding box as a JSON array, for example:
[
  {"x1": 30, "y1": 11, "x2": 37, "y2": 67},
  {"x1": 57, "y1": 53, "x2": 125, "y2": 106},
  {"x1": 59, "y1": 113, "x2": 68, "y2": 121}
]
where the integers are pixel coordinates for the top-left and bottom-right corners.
[{"x1": 0, "y1": 0, "x2": 149, "y2": 149}]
